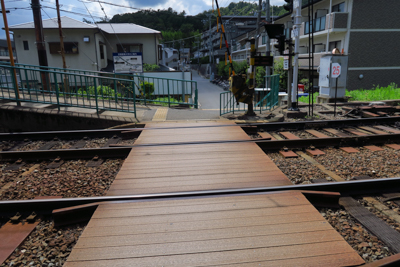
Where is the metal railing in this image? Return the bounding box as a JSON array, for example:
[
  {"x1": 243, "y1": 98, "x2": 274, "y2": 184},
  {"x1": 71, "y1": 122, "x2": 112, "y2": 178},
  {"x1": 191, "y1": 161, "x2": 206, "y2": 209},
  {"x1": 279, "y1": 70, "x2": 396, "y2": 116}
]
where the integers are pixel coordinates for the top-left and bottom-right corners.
[
  {"x1": 0, "y1": 63, "x2": 198, "y2": 112},
  {"x1": 0, "y1": 64, "x2": 137, "y2": 116},
  {"x1": 220, "y1": 74, "x2": 280, "y2": 116}
]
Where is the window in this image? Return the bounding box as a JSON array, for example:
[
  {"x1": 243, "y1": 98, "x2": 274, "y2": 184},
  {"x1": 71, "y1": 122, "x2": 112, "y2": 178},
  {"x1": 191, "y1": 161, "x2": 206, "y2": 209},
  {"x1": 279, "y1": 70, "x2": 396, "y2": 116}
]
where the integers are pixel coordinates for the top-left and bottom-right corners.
[
  {"x1": 23, "y1": 41, "x2": 29, "y2": 50},
  {"x1": 48, "y1": 42, "x2": 78, "y2": 54},
  {"x1": 262, "y1": 35, "x2": 266, "y2": 45},
  {"x1": 329, "y1": 40, "x2": 342, "y2": 51},
  {"x1": 332, "y1": 2, "x2": 345, "y2": 12},
  {"x1": 117, "y1": 44, "x2": 143, "y2": 53}
]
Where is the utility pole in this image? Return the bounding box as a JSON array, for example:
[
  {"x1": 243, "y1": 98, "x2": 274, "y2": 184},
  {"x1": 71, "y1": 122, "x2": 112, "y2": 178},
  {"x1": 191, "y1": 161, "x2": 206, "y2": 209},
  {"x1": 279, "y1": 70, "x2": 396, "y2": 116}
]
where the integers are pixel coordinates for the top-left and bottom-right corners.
[
  {"x1": 255, "y1": 0, "x2": 262, "y2": 51},
  {"x1": 31, "y1": 0, "x2": 49, "y2": 91},
  {"x1": 196, "y1": 39, "x2": 200, "y2": 67},
  {"x1": 265, "y1": 0, "x2": 271, "y2": 76},
  {"x1": 206, "y1": 13, "x2": 212, "y2": 78},
  {"x1": 55, "y1": 0, "x2": 66, "y2": 69},
  {"x1": 254, "y1": 0, "x2": 262, "y2": 87},
  {"x1": 1, "y1": 0, "x2": 20, "y2": 105},
  {"x1": 55, "y1": 0, "x2": 70, "y2": 93},
  {"x1": 290, "y1": 0, "x2": 301, "y2": 110}
]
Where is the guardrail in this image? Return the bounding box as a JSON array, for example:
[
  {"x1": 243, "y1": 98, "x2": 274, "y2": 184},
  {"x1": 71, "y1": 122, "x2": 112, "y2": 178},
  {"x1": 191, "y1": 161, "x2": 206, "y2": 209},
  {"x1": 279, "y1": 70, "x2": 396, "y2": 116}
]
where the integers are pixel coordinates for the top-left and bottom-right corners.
[
  {"x1": 0, "y1": 64, "x2": 138, "y2": 116},
  {"x1": 220, "y1": 74, "x2": 280, "y2": 116},
  {"x1": 0, "y1": 63, "x2": 198, "y2": 113}
]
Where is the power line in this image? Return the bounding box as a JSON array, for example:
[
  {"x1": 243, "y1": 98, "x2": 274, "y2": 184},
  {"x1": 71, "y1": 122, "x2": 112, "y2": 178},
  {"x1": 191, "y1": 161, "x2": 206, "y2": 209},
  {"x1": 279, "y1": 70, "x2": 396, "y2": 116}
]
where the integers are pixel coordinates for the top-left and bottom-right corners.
[
  {"x1": 41, "y1": 5, "x2": 104, "y2": 19},
  {"x1": 95, "y1": 0, "x2": 124, "y2": 52},
  {"x1": 41, "y1": 0, "x2": 105, "y2": 17},
  {"x1": 40, "y1": 7, "x2": 96, "y2": 64},
  {"x1": 78, "y1": 0, "x2": 142, "y2": 11}
]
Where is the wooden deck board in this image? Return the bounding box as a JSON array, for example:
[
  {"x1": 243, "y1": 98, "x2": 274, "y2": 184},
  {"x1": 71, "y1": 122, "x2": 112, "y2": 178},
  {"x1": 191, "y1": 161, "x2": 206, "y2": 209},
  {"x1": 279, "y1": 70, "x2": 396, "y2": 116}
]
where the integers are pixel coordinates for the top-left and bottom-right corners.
[
  {"x1": 66, "y1": 121, "x2": 364, "y2": 266},
  {"x1": 66, "y1": 241, "x2": 362, "y2": 266}
]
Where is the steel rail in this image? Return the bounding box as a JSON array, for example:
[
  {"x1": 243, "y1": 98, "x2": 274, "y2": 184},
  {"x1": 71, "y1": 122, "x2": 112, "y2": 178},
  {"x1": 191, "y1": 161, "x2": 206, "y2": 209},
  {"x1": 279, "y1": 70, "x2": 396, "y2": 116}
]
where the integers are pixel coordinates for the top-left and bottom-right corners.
[
  {"x1": 0, "y1": 138, "x2": 272, "y2": 161},
  {"x1": 1, "y1": 177, "x2": 400, "y2": 215},
  {"x1": 0, "y1": 147, "x2": 132, "y2": 161},
  {"x1": 121, "y1": 117, "x2": 400, "y2": 132},
  {"x1": 111, "y1": 132, "x2": 400, "y2": 149},
  {"x1": 0, "y1": 127, "x2": 143, "y2": 141},
  {"x1": 255, "y1": 133, "x2": 400, "y2": 150},
  {"x1": 0, "y1": 118, "x2": 399, "y2": 140},
  {"x1": 1, "y1": 132, "x2": 399, "y2": 160}
]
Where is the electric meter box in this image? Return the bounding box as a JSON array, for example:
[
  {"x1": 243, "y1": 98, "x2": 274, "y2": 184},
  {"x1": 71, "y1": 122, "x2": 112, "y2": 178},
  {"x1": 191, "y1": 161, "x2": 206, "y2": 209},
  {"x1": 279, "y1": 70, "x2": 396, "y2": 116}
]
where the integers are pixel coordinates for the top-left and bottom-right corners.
[{"x1": 318, "y1": 54, "x2": 348, "y2": 98}]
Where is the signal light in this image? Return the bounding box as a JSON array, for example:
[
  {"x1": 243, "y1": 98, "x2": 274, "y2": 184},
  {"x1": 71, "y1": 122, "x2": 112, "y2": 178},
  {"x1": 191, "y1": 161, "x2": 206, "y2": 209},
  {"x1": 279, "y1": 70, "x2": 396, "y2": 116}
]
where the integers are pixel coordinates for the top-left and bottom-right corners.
[
  {"x1": 274, "y1": 35, "x2": 286, "y2": 54},
  {"x1": 283, "y1": 0, "x2": 293, "y2": 13}
]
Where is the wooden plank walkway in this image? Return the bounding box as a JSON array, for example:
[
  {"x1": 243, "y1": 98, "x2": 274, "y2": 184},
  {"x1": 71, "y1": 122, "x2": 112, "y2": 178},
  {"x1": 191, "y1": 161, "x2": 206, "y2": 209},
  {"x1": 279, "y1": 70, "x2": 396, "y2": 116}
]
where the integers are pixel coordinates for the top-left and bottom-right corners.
[{"x1": 65, "y1": 121, "x2": 364, "y2": 266}]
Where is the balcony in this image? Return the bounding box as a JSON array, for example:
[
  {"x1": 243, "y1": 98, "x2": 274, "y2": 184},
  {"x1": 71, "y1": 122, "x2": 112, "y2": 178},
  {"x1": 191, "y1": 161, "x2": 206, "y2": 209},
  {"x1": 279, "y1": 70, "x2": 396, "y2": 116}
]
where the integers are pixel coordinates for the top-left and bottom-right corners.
[
  {"x1": 301, "y1": 12, "x2": 348, "y2": 36},
  {"x1": 326, "y1": 12, "x2": 348, "y2": 30},
  {"x1": 0, "y1": 50, "x2": 16, "y2": 57}
]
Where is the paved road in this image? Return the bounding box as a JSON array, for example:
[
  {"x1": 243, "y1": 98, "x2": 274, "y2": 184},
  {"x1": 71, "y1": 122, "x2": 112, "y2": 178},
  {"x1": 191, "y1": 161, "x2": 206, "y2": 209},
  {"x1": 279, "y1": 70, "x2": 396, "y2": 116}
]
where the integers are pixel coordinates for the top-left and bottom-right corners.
[{"x1": 191, "y1": 70, "x2": 226, "y2": 110}]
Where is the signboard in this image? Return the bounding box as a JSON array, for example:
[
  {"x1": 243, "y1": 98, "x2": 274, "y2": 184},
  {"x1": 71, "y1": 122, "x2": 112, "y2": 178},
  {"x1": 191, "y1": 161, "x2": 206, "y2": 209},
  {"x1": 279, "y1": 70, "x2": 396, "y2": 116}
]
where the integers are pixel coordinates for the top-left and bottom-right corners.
[
  {"x1": 113, "y1": 52, "x2": 143, "y2": 73},
  {"x1": 283, "y1": 49, "x2": 289, "y2": 60},
  {"x1": 254, "y1": 56, "x2": 273, "y2": 66},
  {"x1": 331, "y1": 63, "x2": 341, "y2": 78},
  {"x1": 283, "y1": 59, "x2": 289, "y2": 70}
]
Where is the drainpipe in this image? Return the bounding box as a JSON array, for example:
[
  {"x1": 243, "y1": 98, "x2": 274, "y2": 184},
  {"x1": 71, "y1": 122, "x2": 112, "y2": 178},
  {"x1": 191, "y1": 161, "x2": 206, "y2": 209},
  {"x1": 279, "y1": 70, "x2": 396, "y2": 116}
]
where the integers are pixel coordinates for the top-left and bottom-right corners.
[
  {"x1": 325, "y1": 0, "x2": 332, "y2": 52},
  {"x1": 154, "y1": 33, "x2": 157, "y2": 65},
  {"x1": 94, "y1": 30, "x2": 99, "y2": 71}
]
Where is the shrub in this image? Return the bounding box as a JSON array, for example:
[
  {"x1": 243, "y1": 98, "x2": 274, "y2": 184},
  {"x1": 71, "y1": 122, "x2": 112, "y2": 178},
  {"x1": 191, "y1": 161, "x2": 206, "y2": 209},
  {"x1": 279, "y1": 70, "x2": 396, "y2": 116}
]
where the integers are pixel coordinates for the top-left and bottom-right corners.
[
  {"x1": 78, "y1": 85, "x2": 118, "y2": 98},
  {"x1": 139, "y1": 81, "x2": 155, "y2": 98},
  {"x1": 143, "y1": 63, "x2": 160, "y2": 72},
  {"x1": 273, "y1": 58, "x2": 287, "y2": 91}
]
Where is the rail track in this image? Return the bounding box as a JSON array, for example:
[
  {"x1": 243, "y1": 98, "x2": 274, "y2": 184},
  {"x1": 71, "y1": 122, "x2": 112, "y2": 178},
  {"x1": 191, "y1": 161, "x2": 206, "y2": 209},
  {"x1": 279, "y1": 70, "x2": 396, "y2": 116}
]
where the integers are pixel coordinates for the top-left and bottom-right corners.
[{"x1": 1, "y1": 117, "x2": 400, "y2": 266}]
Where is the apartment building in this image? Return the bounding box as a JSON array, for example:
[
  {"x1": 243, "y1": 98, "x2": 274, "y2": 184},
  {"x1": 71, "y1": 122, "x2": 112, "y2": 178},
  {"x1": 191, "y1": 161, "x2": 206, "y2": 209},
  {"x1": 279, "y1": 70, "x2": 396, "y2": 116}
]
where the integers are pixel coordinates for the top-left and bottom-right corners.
[
  {"x1": 231, "y1": 0, "x2": 400, "y2": 91},
  {"x1": 0, "y1": 39, "x2": 16, "y2": 62},
  {"x1": 200, "y1": 16, "x2": 258, "y2": 61}
]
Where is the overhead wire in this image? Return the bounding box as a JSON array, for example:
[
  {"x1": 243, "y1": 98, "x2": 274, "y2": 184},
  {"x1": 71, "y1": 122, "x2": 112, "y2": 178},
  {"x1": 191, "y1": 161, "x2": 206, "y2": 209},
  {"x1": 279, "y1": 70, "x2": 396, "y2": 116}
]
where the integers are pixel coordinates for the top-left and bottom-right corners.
[
  {"x1": 41, "y1": 5, "x2": 104, "y2": 19},
  {"x1": 41, "y1": 0, "x2": 105, "y2": 17},
  {"x1": 95, "y1": 0, "x2": 125, "y2": 53},
  {"x1": 79, "y1": 0, "x2": 115, "y2": 53},
  {"x1": 40, "y1": 7, "x2": 97, "y2": 64}
]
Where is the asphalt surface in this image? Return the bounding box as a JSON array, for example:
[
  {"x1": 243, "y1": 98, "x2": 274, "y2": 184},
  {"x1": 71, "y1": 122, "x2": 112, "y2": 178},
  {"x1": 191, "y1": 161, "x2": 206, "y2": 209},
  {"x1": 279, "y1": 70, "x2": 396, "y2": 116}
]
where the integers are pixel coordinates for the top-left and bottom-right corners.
[{"x1": 191, "y1": 70, "x2": 227, "y2": 110}]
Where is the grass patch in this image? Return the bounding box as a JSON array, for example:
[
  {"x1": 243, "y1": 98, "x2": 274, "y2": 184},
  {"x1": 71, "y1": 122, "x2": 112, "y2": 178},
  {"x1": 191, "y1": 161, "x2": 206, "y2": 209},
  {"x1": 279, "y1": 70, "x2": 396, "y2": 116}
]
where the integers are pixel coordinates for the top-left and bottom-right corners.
[
  {"x1": 298, "y1": 92, "x2": 319, "y2": 104},
  {"x1": 346, "y1": 83, "x2": 400, "y2": 101},
  {"x1": 152, "y1": 97, "x2": 179, "y2": 106},
  {"x1": 298, "y1": 83, "x2": 400, "y2": 103}
]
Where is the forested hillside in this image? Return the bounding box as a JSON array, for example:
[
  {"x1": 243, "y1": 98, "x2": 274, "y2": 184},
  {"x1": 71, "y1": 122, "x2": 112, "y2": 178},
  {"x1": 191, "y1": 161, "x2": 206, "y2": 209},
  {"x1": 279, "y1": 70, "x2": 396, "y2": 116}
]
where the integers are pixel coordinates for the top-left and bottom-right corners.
[{"x1": 101, "y1": 1, "x2": 291, "y2": 48}]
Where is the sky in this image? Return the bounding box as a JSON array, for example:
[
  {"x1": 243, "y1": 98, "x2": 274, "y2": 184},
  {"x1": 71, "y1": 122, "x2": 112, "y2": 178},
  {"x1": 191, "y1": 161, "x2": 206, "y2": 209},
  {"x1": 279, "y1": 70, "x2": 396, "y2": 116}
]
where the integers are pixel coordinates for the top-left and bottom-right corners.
[{"x1": 0, "y1": 0, "x2": 285, "y2": 39}]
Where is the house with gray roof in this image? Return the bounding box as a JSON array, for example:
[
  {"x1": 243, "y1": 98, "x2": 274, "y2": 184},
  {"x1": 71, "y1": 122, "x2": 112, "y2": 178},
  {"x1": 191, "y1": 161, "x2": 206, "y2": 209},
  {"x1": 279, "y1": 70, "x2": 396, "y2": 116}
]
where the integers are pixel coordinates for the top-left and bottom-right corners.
[{"x1": 9, "y1": 16, "x2": 162, "y2": 72}]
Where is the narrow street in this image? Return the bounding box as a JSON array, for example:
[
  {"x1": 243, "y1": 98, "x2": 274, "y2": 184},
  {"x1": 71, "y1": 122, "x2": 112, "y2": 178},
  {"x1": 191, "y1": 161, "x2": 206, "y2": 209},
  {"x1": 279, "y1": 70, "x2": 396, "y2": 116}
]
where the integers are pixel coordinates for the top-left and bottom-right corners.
[{"x1": 191, "y1": 70, "x2": 226, "y2": 110}]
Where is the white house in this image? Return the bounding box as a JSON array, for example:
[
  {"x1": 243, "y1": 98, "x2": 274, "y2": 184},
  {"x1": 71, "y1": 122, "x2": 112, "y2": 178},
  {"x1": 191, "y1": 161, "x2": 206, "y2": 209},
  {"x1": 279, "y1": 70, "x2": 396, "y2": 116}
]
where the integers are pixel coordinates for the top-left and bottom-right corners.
[{"x1": 9, "y1": 16, "x2": 163, "y2": 72}]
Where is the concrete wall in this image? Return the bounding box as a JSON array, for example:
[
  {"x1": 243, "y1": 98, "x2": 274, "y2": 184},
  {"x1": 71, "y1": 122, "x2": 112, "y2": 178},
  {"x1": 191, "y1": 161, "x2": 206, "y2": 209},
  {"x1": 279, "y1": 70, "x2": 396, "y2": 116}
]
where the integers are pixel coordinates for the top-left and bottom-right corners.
[
  {"x1": 0, "y1": 105, "x2": 135, "y2": 133},
  {"x1": 347, "y1": 69, "x2": 400, "y2": 90},
  {"x1": 351, "y1": 0, "x2": 400, "y2": 29}
]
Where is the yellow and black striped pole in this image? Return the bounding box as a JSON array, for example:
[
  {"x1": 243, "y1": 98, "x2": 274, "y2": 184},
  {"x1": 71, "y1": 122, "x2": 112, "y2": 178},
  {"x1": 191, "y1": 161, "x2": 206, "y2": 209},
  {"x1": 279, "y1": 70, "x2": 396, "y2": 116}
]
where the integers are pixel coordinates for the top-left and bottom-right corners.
[
  {"x1": 246, "y1": 38, "x2": 256, "y2": 116},
  {"x1": 214, "y1": 0, "x2": 235, "y2": 76}
]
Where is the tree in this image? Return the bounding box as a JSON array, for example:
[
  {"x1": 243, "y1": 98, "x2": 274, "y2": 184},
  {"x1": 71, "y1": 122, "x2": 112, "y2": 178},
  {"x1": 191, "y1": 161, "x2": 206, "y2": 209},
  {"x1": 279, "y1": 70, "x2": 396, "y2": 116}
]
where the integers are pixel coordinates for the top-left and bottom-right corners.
[{"x1": 82, "y1": 18, "x2": 93, "y2": 24}]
